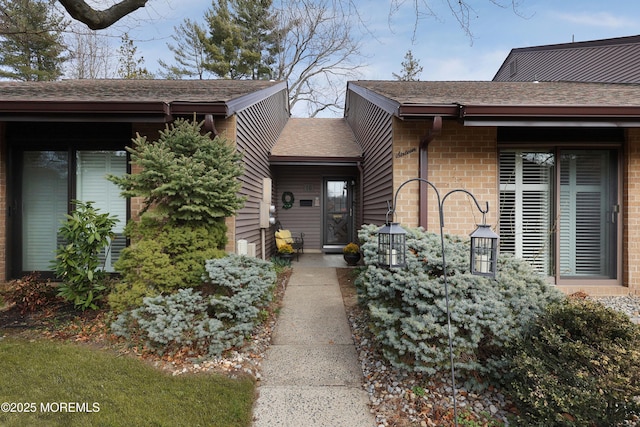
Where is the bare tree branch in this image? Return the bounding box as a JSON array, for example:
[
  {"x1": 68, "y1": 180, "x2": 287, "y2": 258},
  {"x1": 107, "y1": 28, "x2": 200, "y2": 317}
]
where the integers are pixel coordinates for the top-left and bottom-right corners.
[
  {"x1": 57, "y1": 0, "x2": 148, "y2": 30},
  {"x1": 274, "y1": 0, "x2": 365, "y2": 116}
]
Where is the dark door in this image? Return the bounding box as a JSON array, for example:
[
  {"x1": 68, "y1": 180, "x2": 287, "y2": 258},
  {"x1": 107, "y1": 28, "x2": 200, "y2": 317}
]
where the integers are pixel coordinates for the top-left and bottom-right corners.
[{"x1": 323, "y1": 178, "x2": 354, "y2": 250}]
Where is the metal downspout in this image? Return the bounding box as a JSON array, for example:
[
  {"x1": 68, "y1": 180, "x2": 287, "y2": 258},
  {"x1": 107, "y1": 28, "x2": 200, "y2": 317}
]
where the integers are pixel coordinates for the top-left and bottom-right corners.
[{"x1": 419, "y1": 116, "x2": 442, "y2": 228}]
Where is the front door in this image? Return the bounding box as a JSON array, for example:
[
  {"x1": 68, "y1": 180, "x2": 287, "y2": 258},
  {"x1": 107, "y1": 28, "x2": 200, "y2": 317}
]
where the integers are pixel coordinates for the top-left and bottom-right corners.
[{"x1": 323, "y1": 178, "x2": 354, "y2": 251}]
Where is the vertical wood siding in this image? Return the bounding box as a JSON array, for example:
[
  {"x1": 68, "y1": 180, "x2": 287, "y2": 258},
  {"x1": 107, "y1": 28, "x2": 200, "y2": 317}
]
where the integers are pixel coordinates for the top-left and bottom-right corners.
[
  {"x1": 346, "y1": 90, "x2": 394, "y2": 225},
  {"x1": 234, "y1": 90, "x2": 289, "y2": 258}
]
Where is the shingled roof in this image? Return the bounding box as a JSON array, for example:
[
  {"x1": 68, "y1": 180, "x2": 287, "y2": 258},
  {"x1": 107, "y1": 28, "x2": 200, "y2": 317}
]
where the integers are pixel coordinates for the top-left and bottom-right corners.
[
  {"x1": 270, "y1": 118, "x2": 362, "y2": 163},
  {"x1": 0, "y1": 79, "x2": 286, "y2": 121},
  {"x1": 348, "y1": 80, "x2": 640, "y2": 126},
  {"x1": 493, "y1": 35, "x2": 640, "y2": 83}
]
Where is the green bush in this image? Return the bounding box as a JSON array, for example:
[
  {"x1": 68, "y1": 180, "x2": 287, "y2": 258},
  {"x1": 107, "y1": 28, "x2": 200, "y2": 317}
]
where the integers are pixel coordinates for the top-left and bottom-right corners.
[
  {"x1": 108, "y1": 217, "x2": 226, "y2": 312},
  {"x1": 356, "y1": 224, "x2": 563, "y2": 389},
  {"x1": 51, "y1": 200, "x2": 118, "y2": 310},
  {"x1": 505, "y1": 297, "x2": 640, "y2": 427},
  {"x1": 111, "y1": 255, "x2": 276, "y2": 357},
  {"x1": 108, "y1": 118, "x2": 245, "y2": 227}
]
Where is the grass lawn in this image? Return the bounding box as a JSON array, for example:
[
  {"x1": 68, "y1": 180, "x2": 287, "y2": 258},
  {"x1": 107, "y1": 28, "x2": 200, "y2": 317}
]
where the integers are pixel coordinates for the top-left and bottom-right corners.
[{"x1": 0, "y1": 336, "x2": 255, "y2": 427}]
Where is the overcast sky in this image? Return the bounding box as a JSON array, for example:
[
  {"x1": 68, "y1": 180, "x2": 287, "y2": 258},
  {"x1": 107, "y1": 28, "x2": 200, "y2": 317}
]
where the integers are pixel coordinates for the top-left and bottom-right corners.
[{"x1": 114, "y1": 0, "x2": 640, "y2": 81}]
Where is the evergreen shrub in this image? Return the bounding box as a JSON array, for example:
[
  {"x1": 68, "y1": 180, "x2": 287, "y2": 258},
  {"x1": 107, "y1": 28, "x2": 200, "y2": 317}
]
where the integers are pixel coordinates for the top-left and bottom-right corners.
[
  {"x1": 52, "y1": 200, "x2": 119, "y2": 310},
  {"x1": 108, "y1": 118, "x2": 245, "y2": 226},
  {"x1": 111, "y1": 254, "x2": 276, "y2": 357},
  {"x1": 505, "y1": 297, "x2": 640, "y2": 426},
  {"x1": 356, "y1": 224, "x2": 563, "y2": 388},
  {"x1": 108, "y1": 217, "x2": 226, "y2": 312}
]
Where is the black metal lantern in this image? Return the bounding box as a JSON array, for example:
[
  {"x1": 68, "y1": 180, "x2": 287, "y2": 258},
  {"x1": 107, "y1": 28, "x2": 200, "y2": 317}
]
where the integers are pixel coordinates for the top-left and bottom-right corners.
[
  {"x1": 469, "y1": 224, "x2": 499, "y2": 278},
  {"x1": 377, "y1": 222, "x2": 407, "y2": 268}
]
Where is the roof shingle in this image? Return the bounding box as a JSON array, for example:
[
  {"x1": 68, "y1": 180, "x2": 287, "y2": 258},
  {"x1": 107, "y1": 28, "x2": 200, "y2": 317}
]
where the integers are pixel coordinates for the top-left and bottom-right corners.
[
  {"x1": 271, "y1": 118, "x2": 362, "y2": 159},
  {"x1": 350, "y1": 80, "x2": 640, "y2": 107}
]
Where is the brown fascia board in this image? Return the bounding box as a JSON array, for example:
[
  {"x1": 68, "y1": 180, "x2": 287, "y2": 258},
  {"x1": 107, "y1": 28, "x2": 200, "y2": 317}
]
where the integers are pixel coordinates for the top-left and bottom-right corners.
[
  {"x1": 397, "y1": 104, "x2": 460, "y2": 118},
  {"x1": 0, "y1": 81, "x2": 287, "y2": 121},
  {"x1": 171, "y1": 81, "x2": 288, "y2": 118},
  {"x1": 394, "y1": 103, "x2": 640, "y2": 125},
  {"x1": 347, "y1": 82, "x2": 400, "y2": 116},
  {"x1": 461, "y1": 105, "x2": 640, "y2": 119},
  {"x1": 269, "y1": 155, "x2": 363, "y2": 166},
  {"x1": 0, "y1": 100, "x2": 174, "y2": 122},
  {"x1": 163, "y1": 102, "x2": 228, "y2": 116}
]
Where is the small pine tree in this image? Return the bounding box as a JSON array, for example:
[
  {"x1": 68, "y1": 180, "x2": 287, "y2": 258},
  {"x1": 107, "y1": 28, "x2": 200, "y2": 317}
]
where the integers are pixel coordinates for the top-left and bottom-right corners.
[
  {"x1": 392, "y1": 49, "x2": 423, "y2": 81},
  {"x1": 108, "y1": 118, "x2": 245, "y2": 227}
]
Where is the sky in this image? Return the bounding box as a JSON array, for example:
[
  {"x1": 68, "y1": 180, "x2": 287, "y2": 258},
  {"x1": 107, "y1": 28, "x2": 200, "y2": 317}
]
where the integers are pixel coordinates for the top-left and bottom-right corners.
[{"x1": 97, "y1": 0, "x2": 640, "y2": 113}]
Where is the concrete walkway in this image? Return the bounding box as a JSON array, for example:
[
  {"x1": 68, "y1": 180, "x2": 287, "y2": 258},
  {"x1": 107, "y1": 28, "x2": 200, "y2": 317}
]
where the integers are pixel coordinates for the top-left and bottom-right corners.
[{"x1": 252, "y1": 258, "x2": 375, "y2": 426}]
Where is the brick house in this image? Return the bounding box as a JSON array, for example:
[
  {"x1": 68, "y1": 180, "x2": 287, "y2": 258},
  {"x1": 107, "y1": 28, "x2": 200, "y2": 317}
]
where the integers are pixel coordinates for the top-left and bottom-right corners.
[
  {"x1": 0, "y1": 79, "x2": 288, "y2": 281},
  {"x1": 345, "y1": 80, "x2": 640, "y2": 295},
  {"x1": 3, "y1": 77, "x2": 640, "y2": 296}
]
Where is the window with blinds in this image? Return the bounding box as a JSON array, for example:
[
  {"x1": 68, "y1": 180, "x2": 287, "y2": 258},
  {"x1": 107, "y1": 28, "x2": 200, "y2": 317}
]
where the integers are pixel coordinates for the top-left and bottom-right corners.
[
  {"x1": 21, "y1": 150, "x2": 127, "y2": 273},
  {"x1": 22, "y1": 152, "x2": 69, "y2": 271},
  {"x1": 76, "y1": 151, "x2": 127, "y2": 272},
  {"x1": 499, "y1": 150, "x2": 554, "y2": 276},
  {"x1": 559, "y1": 151, "x2": 616, "y2": 278},
  {"x1": 499, "y1": 149, "x2": 618, "y2": 282}
]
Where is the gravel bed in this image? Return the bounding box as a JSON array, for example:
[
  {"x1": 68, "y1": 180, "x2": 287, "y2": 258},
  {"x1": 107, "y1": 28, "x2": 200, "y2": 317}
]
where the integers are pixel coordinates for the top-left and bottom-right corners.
[
  {"x1": 593, "y1": 294, "x2": 640, "y2": 321},
  {"x1": 162, "y1": 280, "x2": 640, "y2": 426},
  {"x1": 346, "y1": 300, "x2": 514, "y2": 427},
  {"x1": 346, "y1": 293, "x2": 640, "y2": 427}
]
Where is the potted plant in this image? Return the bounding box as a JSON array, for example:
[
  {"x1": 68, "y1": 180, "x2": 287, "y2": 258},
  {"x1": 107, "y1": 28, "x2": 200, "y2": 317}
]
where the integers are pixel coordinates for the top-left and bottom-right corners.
[
  {"x1": 278, "y1": 243, "x2": 295, "y2": 263},
  {"x1": 343, "y1": 242, "x2": 361, "y2": 266}
]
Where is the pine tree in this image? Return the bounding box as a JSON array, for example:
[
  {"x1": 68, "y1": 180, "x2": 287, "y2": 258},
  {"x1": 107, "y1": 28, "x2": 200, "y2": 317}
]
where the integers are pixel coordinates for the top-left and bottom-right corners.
[
  {"x1": 203, "y1": 0, "x2": 277, "y2": 79},
  {"x1": 392, "y1": 49, "x2": 423, "y2": 81},
  {"x1": 158, "y1": 19, "x2": 210, "y2": 79},
  {"x1": 0, "y1": 0, "x2": 68, "y2": 81},
  {"x1": 117, "y1": 33, "x2": 153, "y2": 79},
  {"x1": 108, "y1": 118, "x2": 245, "y2": 227}
]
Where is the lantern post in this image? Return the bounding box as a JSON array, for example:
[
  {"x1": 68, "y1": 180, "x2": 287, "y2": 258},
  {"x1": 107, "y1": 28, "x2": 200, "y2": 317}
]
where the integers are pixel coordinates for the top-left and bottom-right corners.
[{"x1": 376, "y1": 178, "x2": 499, "y2": 426}]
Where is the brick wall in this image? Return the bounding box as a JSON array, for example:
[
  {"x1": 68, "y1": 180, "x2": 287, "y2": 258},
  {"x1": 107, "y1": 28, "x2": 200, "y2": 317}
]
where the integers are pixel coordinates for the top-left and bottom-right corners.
[
  {"x1": 392, "y1": 119, "x2": 499, "y2": 237},
  {"x1": 625, "y1": 129, "x2": 640, "y2": 293}
]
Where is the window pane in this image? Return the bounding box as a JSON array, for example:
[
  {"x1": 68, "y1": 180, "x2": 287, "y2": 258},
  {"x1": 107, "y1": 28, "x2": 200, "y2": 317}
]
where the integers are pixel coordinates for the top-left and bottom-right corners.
[
  {"x1": 77, "y1": 151, "x2": 127, "y2": 272},
  {"x1": 22, "y1": 151, "x2": 68, "y2": 271},
  {"x1": 499, "y1": 150, "x2": 554, "y2": 276},
  {"x1": 559, "y1": 151, "x2": 617, "y2": 278}
]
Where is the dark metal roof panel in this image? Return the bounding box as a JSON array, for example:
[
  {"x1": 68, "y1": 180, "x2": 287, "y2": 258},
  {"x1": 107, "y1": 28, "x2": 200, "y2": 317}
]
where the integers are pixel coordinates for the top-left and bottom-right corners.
[{"x1": 494, "y1": 35, "x2": 640, "y2": 83}]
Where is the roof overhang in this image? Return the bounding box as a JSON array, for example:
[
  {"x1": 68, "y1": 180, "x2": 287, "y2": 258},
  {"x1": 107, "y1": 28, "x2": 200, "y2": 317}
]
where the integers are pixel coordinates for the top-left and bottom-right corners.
[
  {"x1": 0, "y1": 81, "x2": 288, "y2": 123},
  {"x1": 460, "y1": 105, "x2": 640, "y2": 127},
  {"x1": 269, "y1": 155, "x2": 363, "y2": 166},
  {"x1": 395, "y1": 103, "x2": 640, "y2": 127}
]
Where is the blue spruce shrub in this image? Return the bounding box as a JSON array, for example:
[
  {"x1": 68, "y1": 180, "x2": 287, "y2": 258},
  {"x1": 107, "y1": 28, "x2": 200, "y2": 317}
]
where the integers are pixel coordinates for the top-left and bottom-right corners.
[
  {"x1": 111, "y1": 288, "x2": 229, "y2": 357},
  {"x1": 203, "y1": 254, "x2": 276, "y2": 340},
  {"x1": 357, "y1": 224, "x2": 563, "y2": 388},
  {"x1": 111, "y1": 254, "x2": 276, "y2": 357}
]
